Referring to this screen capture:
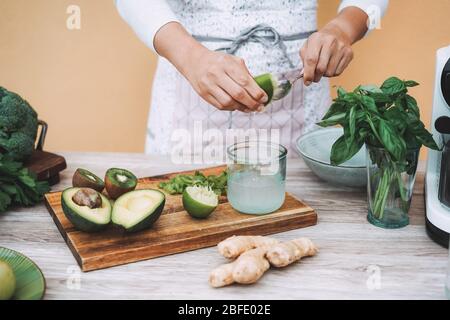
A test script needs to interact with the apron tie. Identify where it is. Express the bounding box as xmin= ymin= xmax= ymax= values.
xmin=193 ymin=24 xmax=316 ymax=69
